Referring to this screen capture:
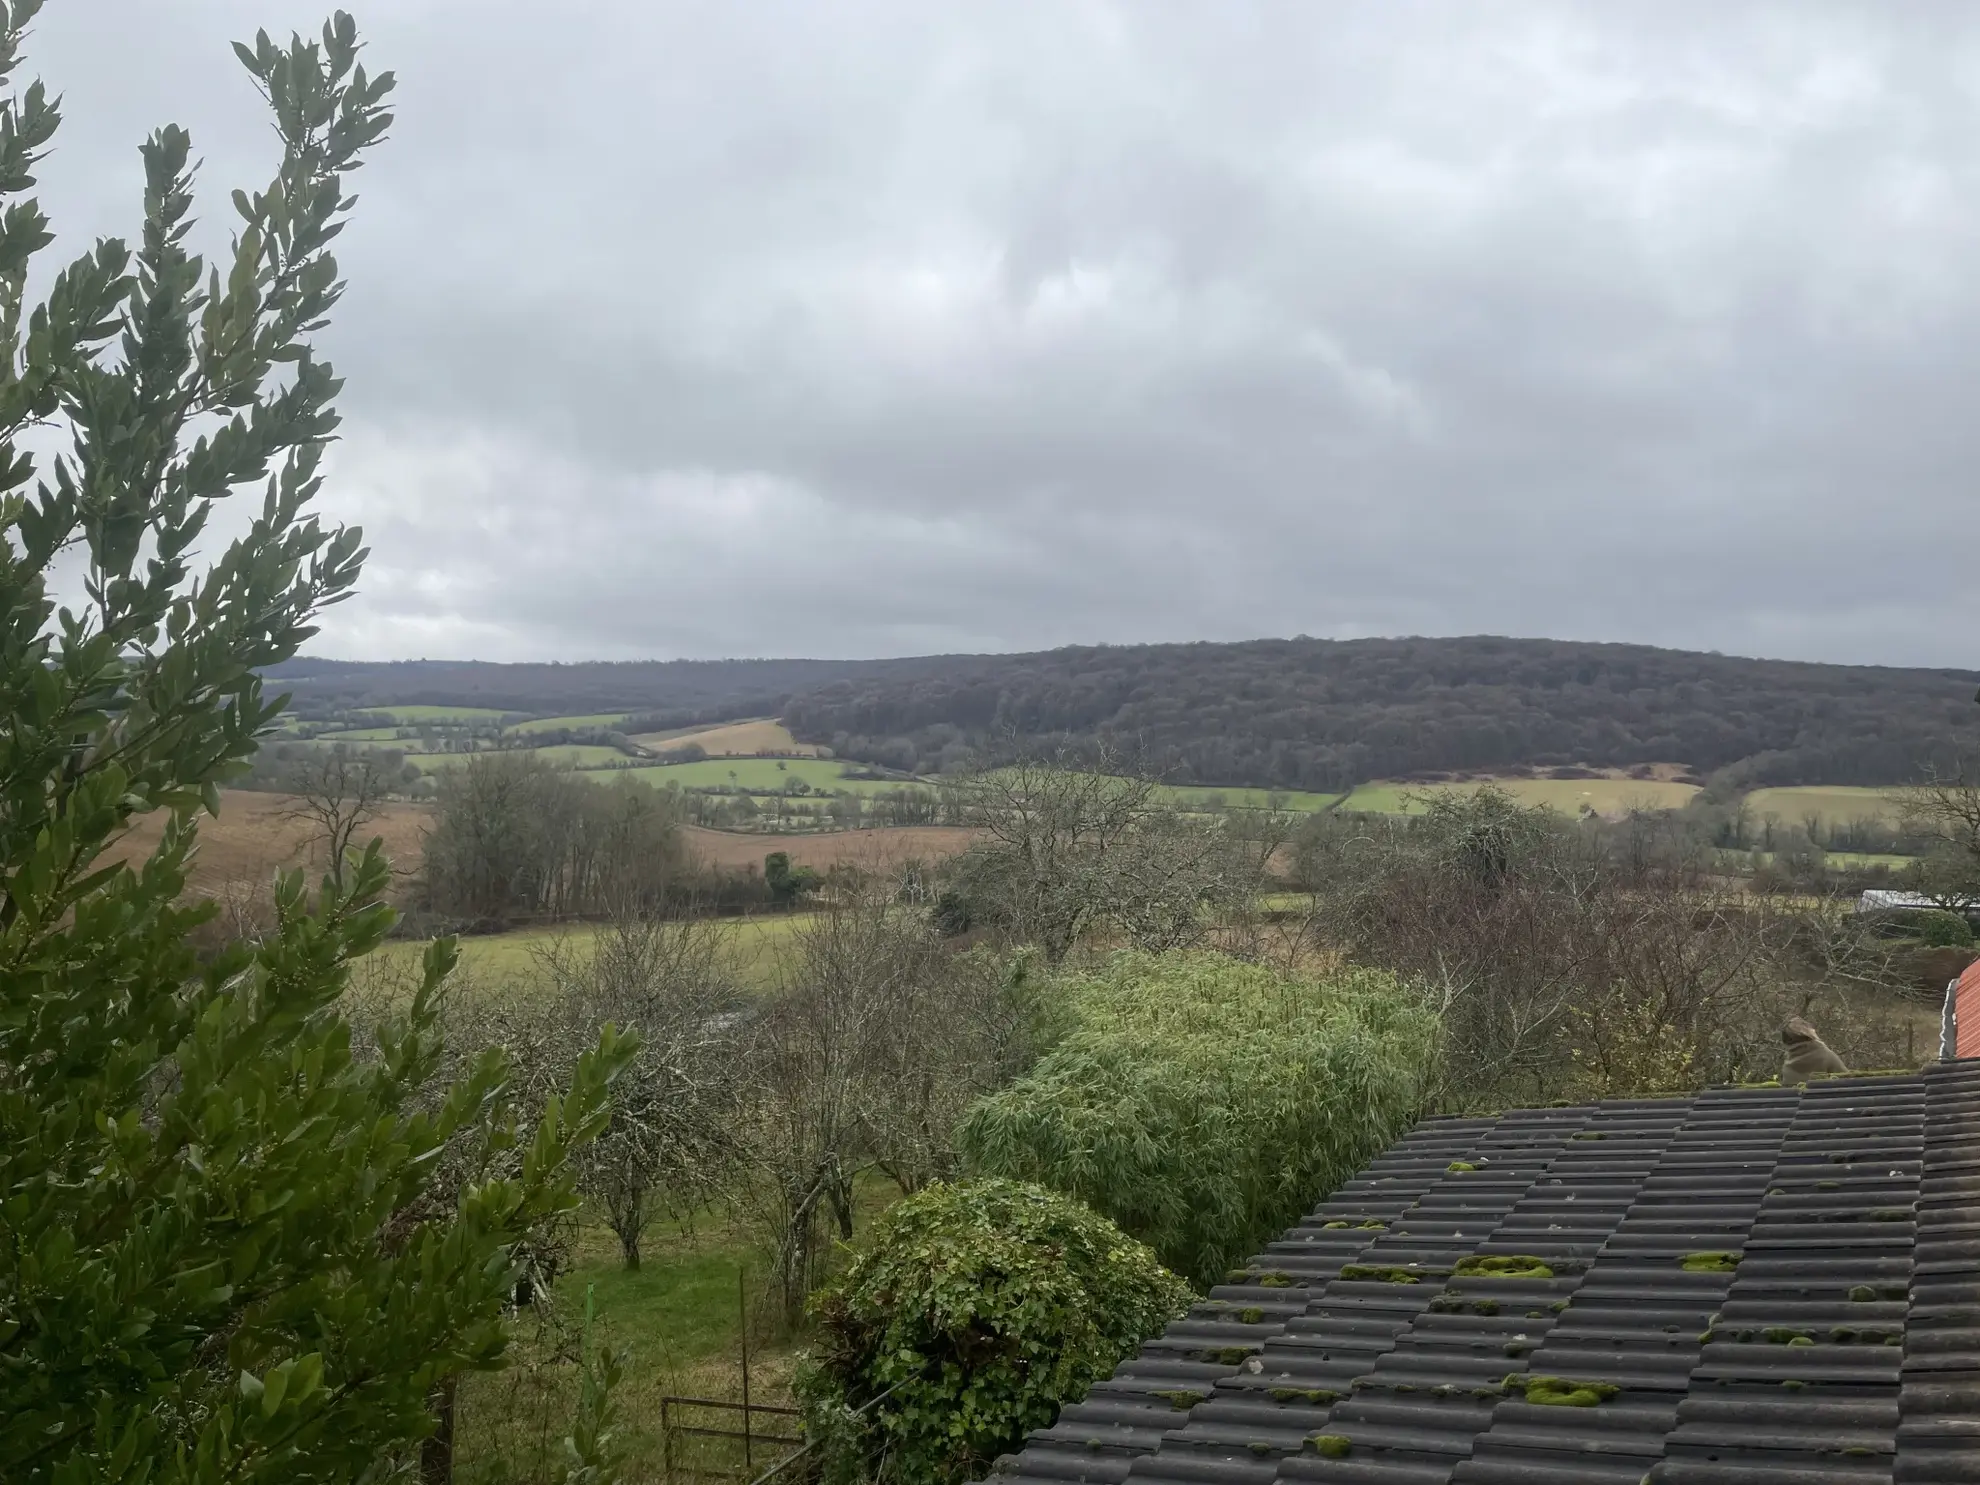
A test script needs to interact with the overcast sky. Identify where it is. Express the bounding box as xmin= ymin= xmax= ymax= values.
xmin=30 ymin=2 xmax=1980 ymax=666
